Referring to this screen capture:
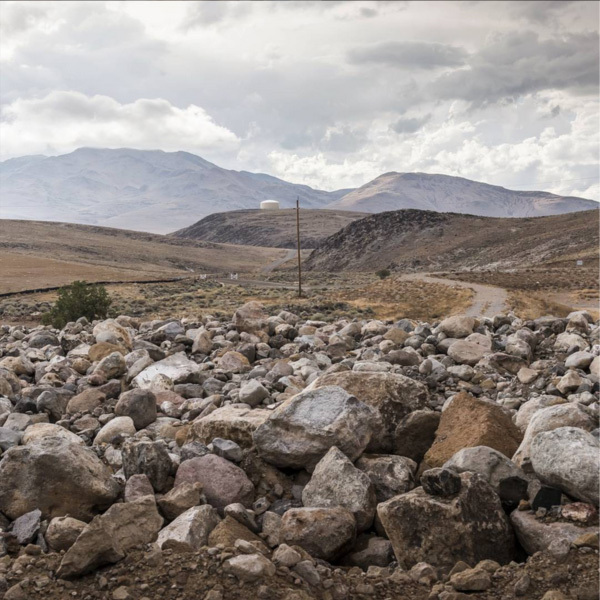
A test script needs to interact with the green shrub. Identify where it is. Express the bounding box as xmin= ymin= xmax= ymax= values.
xmin=42 ymin=280 xmax=111 ymax=328
xmin=375 ymin=268 xmax=391 ymax=279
